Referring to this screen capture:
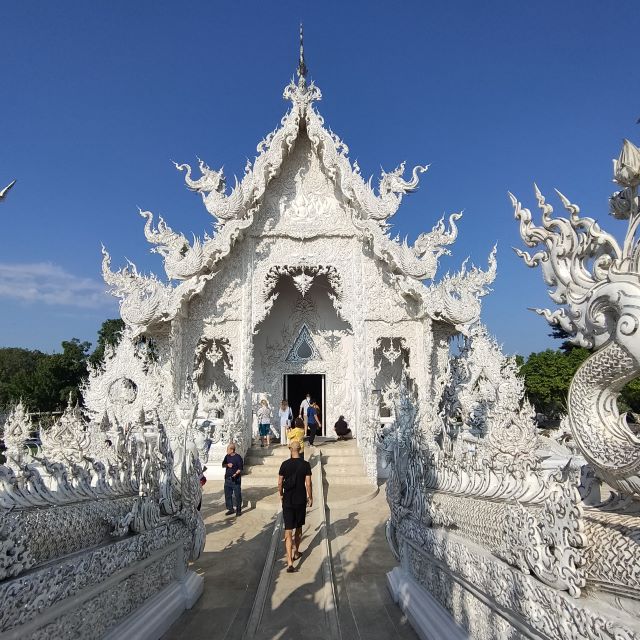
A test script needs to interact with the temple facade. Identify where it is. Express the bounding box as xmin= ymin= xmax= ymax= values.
xmin=3 ymin=35 xmax=640 ymax=640
xmin=99 ymin=45 xmax=496 ymax=478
